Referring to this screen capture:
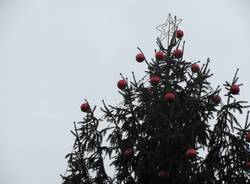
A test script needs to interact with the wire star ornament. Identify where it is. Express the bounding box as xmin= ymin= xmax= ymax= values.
xmin=156 ymin=14 xmax=183 ymax=47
